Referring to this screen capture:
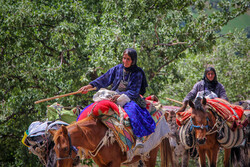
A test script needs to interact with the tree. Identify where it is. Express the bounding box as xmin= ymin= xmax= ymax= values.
xmin=0 ymin=0 xmax=248 ymax=166
xmin=161 ymin=30 xmax=249 ymax=105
